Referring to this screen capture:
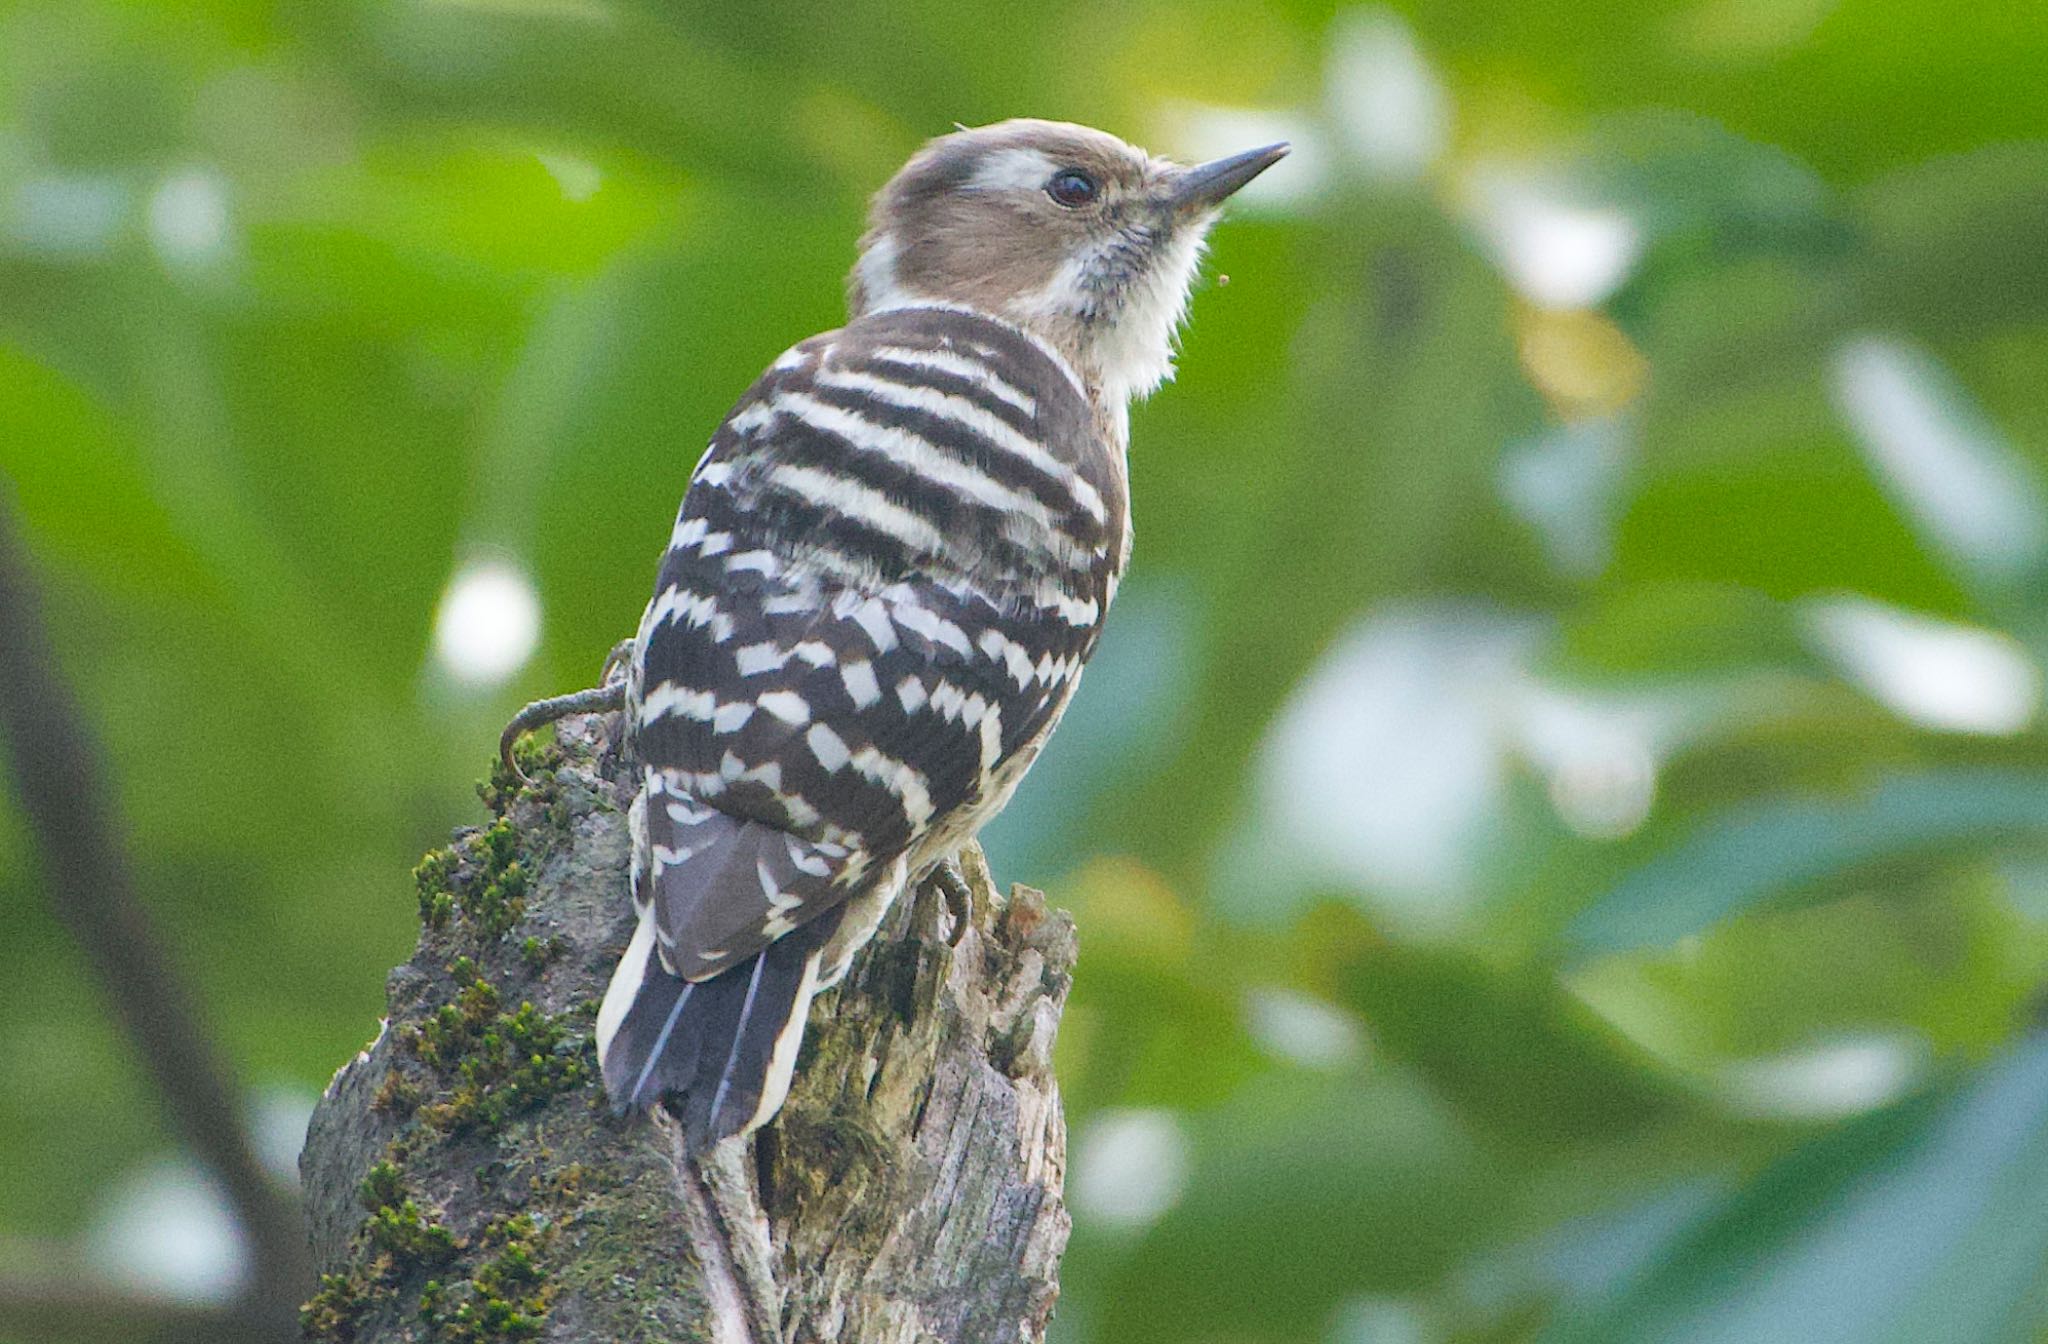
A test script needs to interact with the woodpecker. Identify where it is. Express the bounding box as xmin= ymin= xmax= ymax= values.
xmin=589 ymin=119 xmax=1285 ymax=1151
